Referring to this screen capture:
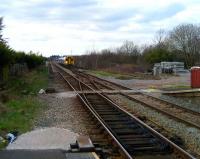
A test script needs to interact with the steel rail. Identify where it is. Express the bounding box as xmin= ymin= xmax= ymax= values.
xmin=53 ymin=63 xmax=133 ymax=159
xmin=82 ymin=71 xmax=131 ymax=90
xmin=141 ymin=92 xmax=200 ymax=116
xmin=52 ymin=62 xmax=196 ymax=159
xmin=72 ymin=71 xmax=115 ymax=90
xmin=121 ymin=93 xmax=200 ymax=130
xmin=75 ymin=71 xmax=199 ymax=115
xmin=74 ymin=69 xmax=200 ymax=130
